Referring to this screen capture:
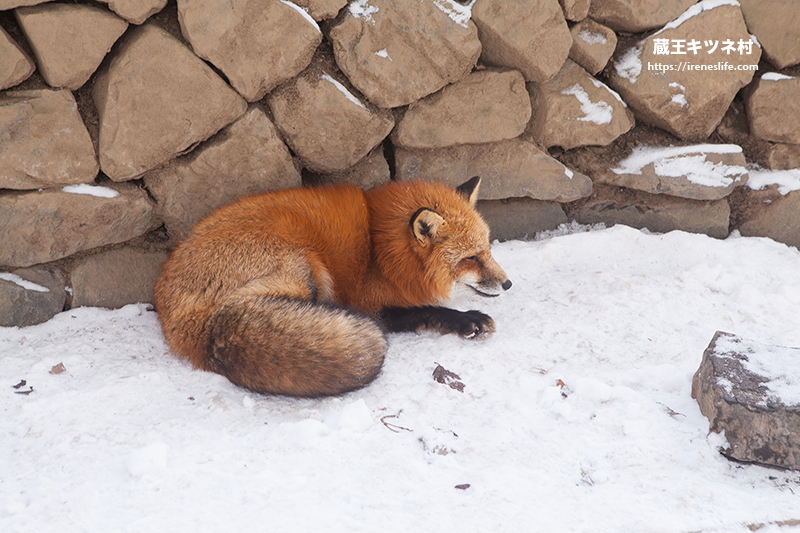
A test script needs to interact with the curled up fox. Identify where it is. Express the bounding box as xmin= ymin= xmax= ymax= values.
xmin=154 ymin=177 xmax=511 ymax=397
